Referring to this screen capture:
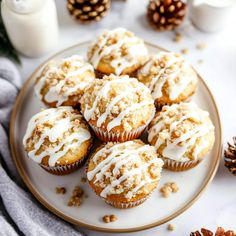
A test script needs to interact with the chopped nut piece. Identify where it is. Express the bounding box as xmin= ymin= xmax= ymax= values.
xmin=110 ymin=214 xmax=118 ymax=222
xmin=103 ymin=215 xmax=110 ymax=223
xmin=55 ymin=187 xmax=66 ymax=194
xmin=102 ymin=214 xmax=118 ymax=223
xmin=67 ymin=185 xmax=84 ymax=207
xmin=173 ymin=32 xmax=183 ymax=43
xmin=167 ymin=223 xmax=175 ymax=231
xmin=160 ymin=182 xmax=179 ymax=197
xmin=81 ymin=177 xmax=87 ymax=183
xmin=67 ymin=196 xmax=81 ymax=207
xmin=170 ymin=182 xmax=179 ymax=193
xmin=196 ymin=43 xmax=207 ymax=50
xmin=72 ymin=186 xmax=84 ymax=197
xmin=180 ymin=48 xmax=189 ymax=55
